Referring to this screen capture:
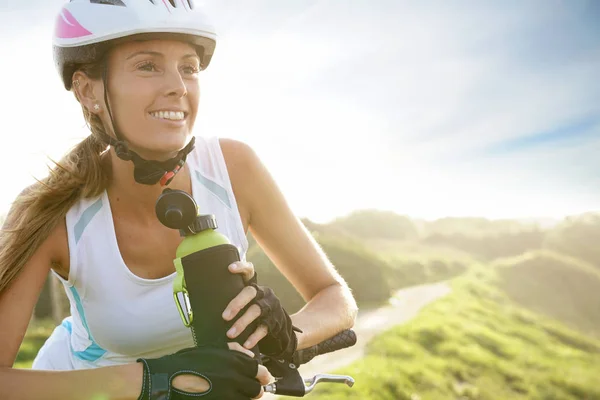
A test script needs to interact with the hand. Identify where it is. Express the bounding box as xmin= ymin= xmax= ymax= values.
xmin=137 ymin=342 xmax=274 ymax=400
xmin=172 ymin=342 xmax=274 ymax=399
xmin=223 ymin=261 xmax=268 ymax=349
xmin=223 ymin=266 xmax=302 ymax=360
